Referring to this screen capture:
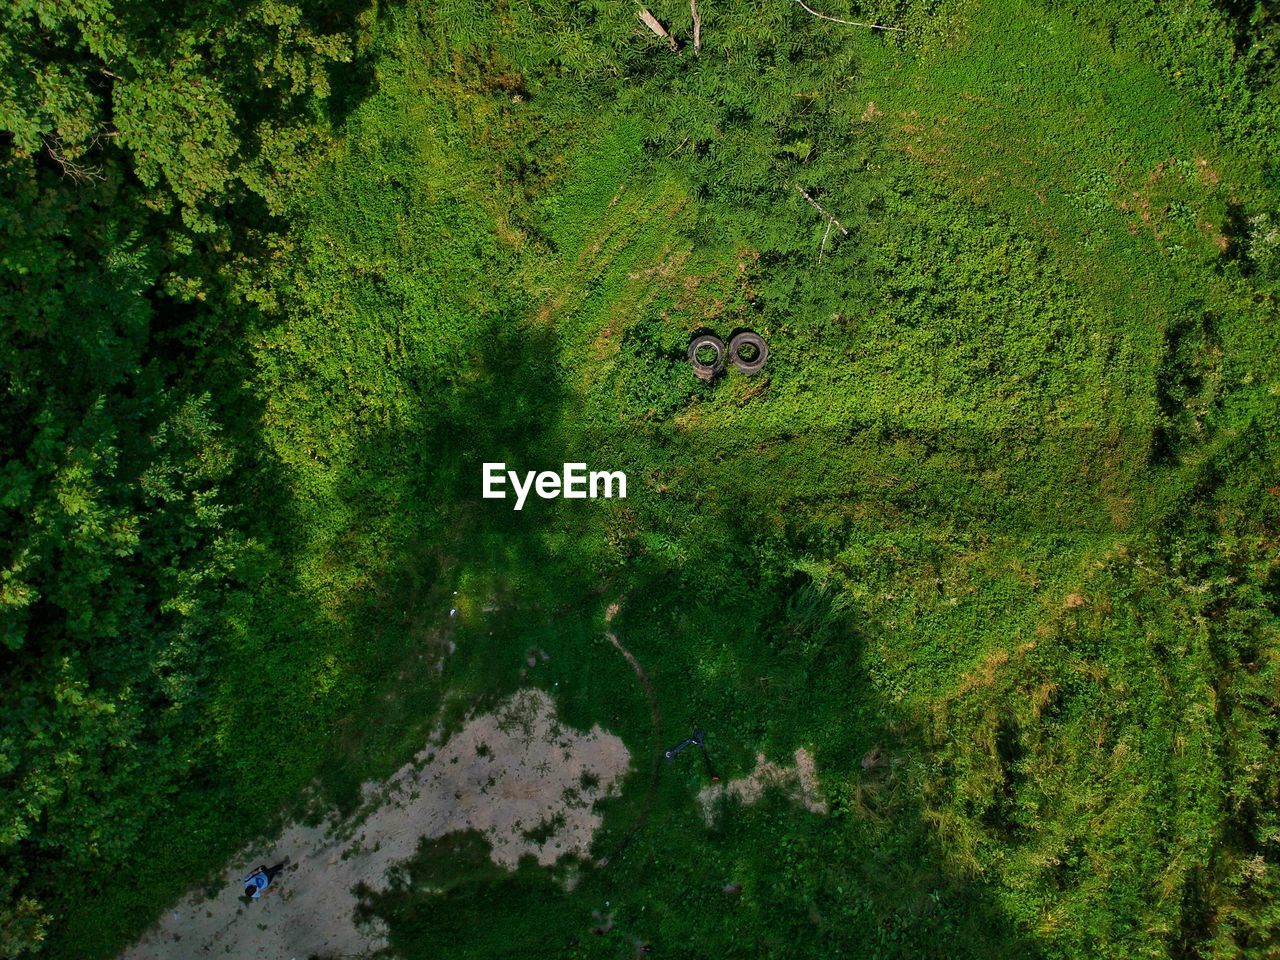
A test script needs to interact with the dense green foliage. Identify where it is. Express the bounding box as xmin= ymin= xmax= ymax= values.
xmin=0 ymin=1 xmax=366 ymax=953
xmin=2 ymin=0 xmax=1279 ymax=958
